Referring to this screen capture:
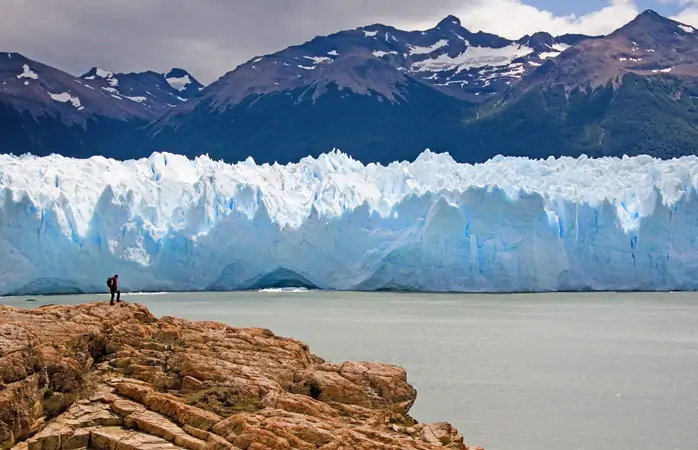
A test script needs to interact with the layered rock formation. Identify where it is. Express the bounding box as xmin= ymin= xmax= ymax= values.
xmin=0 ymin=302 xmax=481 ymax=449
